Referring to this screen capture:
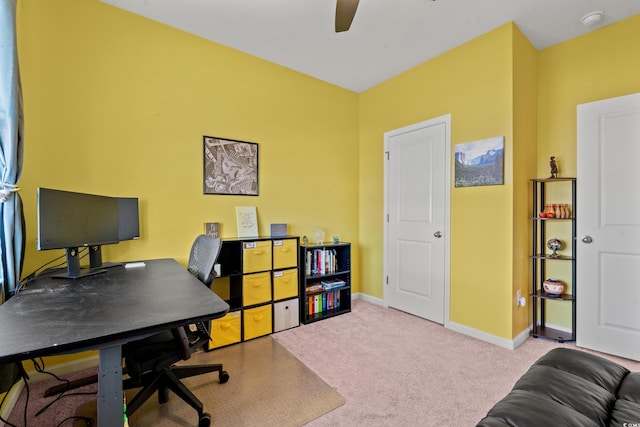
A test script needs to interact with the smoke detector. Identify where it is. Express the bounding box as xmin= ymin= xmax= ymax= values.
xmin=581 ymin=11 xmax=604 ymax=26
